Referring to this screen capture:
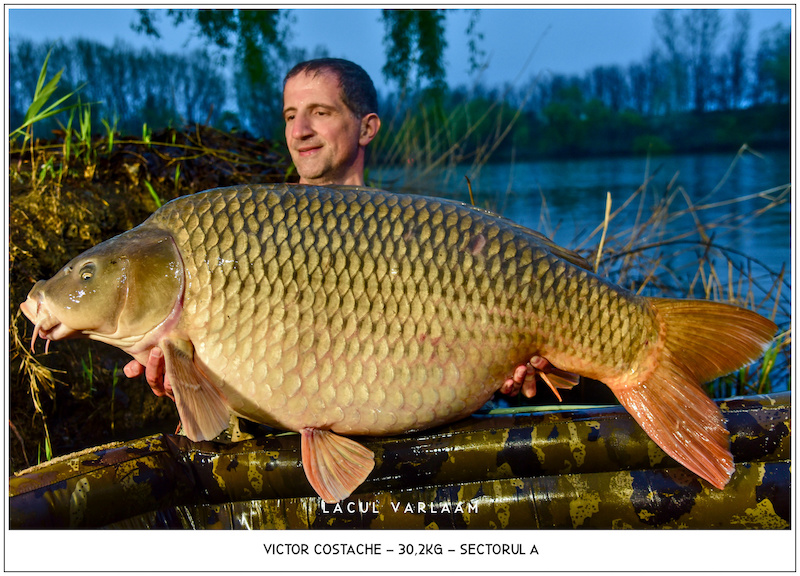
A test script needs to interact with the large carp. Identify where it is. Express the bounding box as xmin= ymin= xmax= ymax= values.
xmin=20 ymin=184 xmax=776 ymax=502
